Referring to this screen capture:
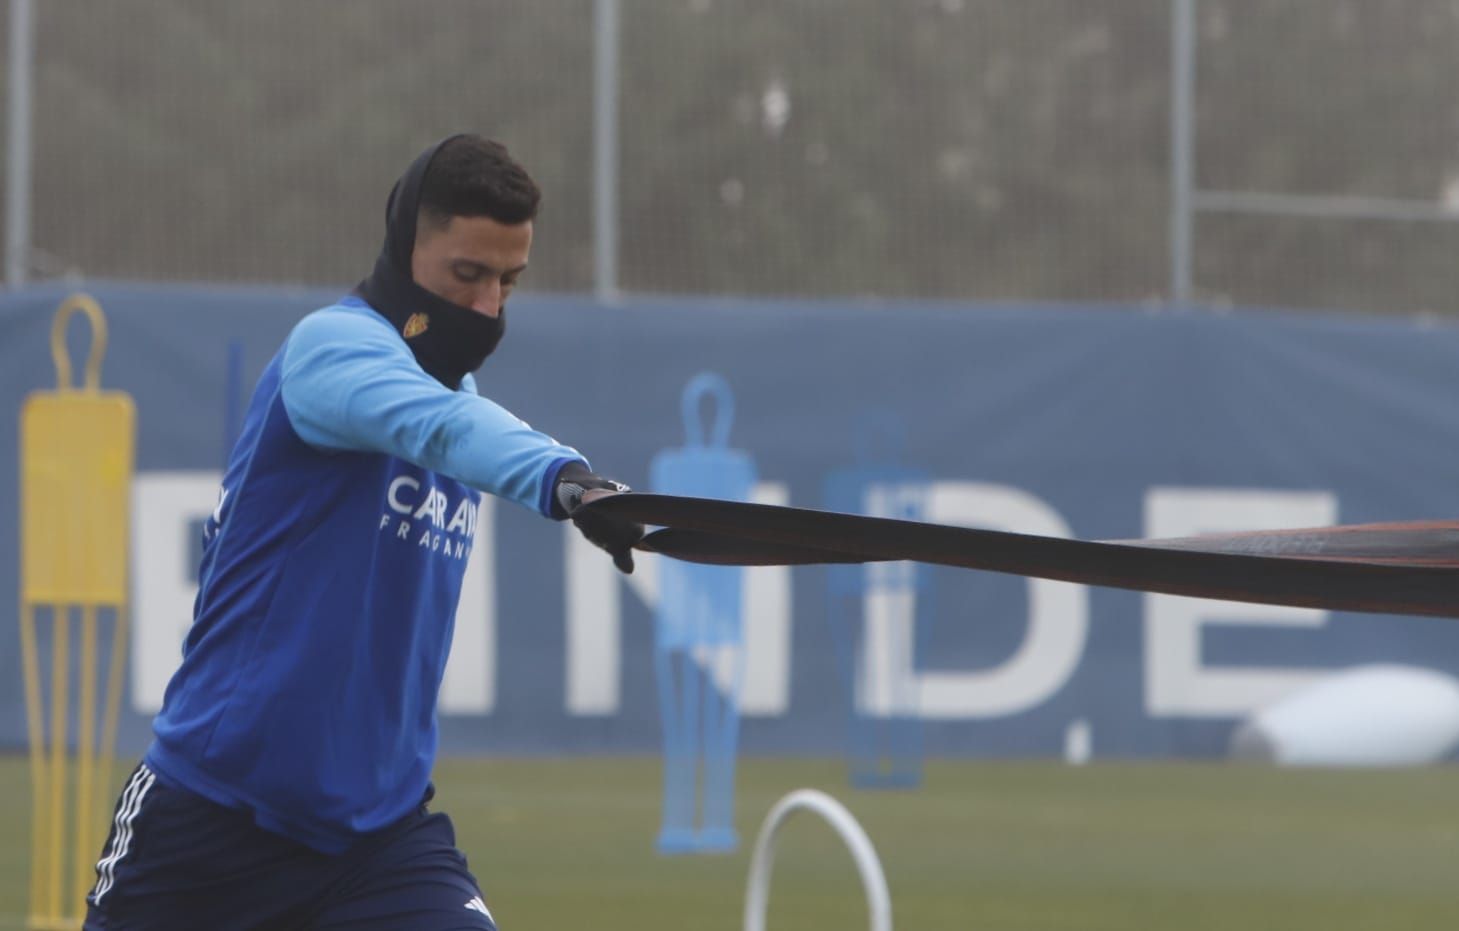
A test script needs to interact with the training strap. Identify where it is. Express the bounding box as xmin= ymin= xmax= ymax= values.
xmin=584 ymin=493 xmax=1459 ymax=619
